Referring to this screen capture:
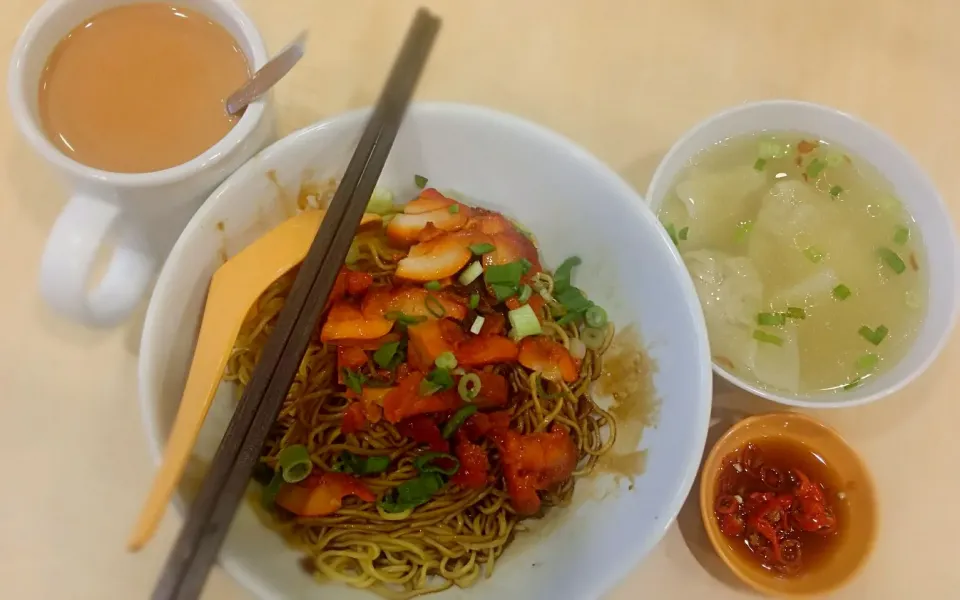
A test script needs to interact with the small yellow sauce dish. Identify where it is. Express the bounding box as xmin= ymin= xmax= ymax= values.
xmin=699 ymin=412 xmax=877 ymax=597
